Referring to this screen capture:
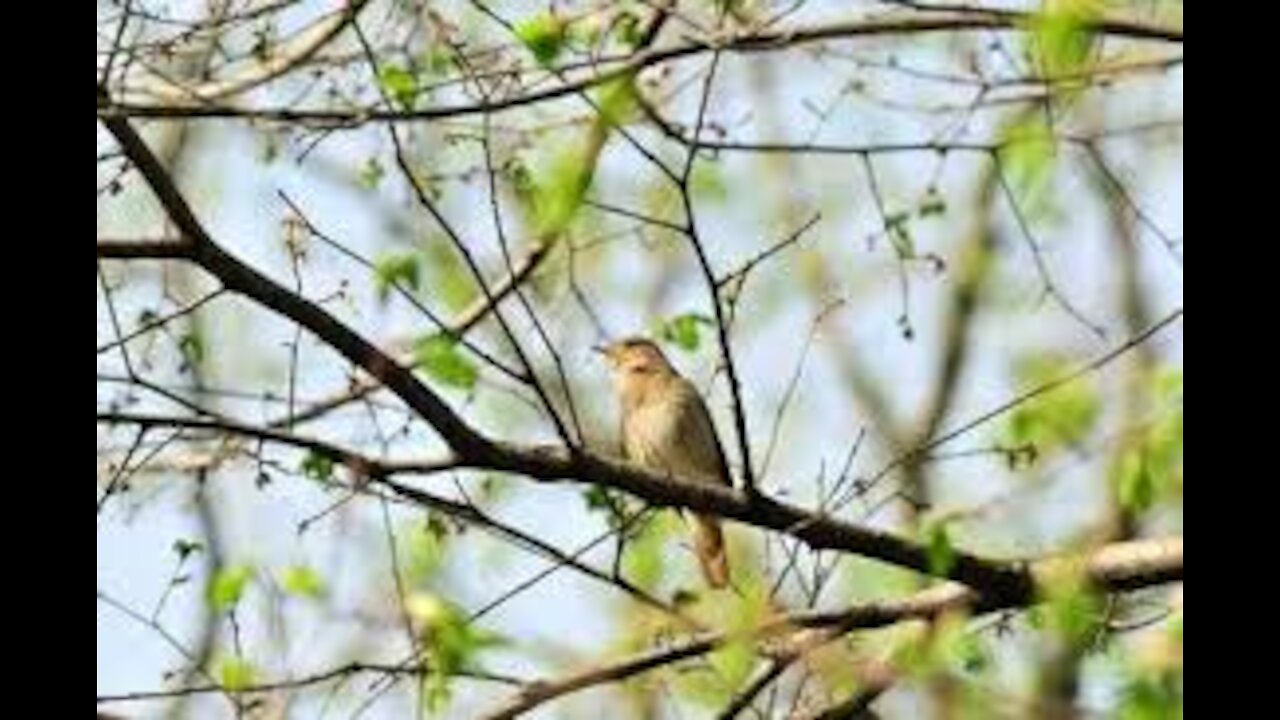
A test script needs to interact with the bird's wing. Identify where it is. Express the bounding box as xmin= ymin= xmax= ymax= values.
xmin=672 ymin=378 xmax=734 ymax=487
